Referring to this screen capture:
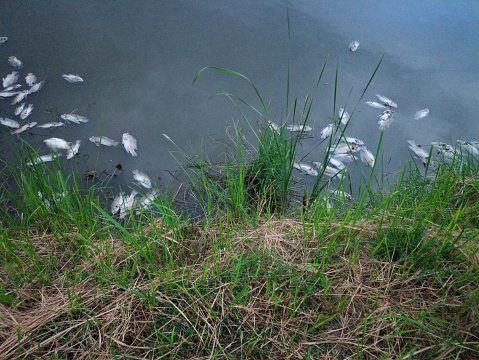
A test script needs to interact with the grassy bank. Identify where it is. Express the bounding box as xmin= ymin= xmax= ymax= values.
xmin=1 ymin=70 xmax=478 ymax=359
